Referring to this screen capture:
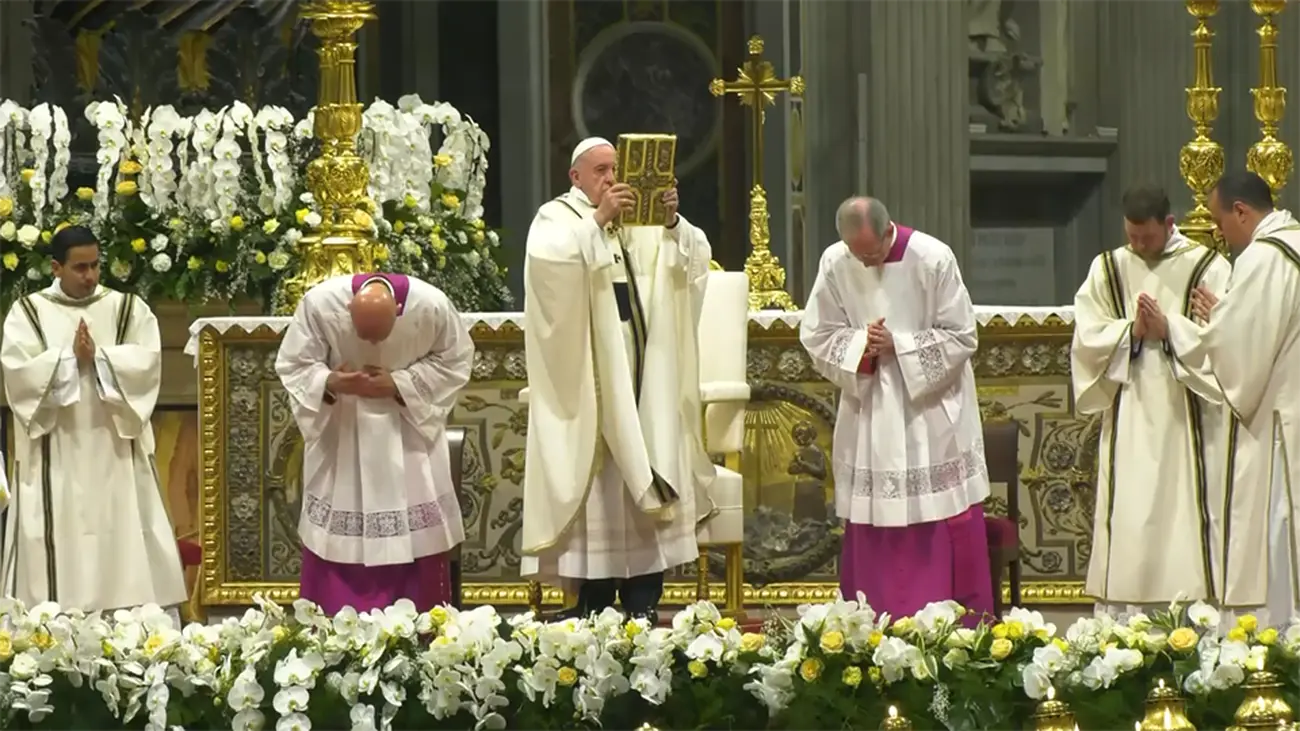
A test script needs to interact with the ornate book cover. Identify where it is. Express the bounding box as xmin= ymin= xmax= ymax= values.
xmin=615 ymin=133 xmax=678 ymax=227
